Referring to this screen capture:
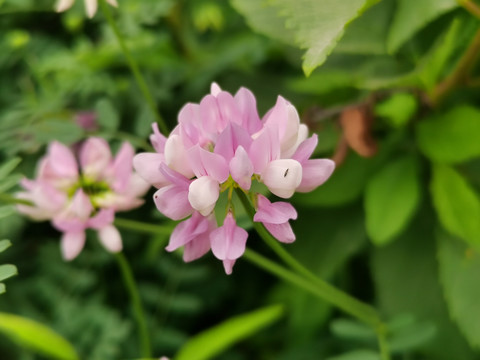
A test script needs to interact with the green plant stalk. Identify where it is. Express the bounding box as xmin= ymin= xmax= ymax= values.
xmin=114 ymin=218 xmax=175 ymax=235
xmin=430 ymin=26 xmax=480 ymax=105
xmin=115 ymin=252 xmax=151 ymax=358
xmin=459 ymin=0 xmax=480 ymax=19
xmin=236 ymin=189 xmax=390 ymax=359
xmin=99 ymin=0 xmax=169 ymax=134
